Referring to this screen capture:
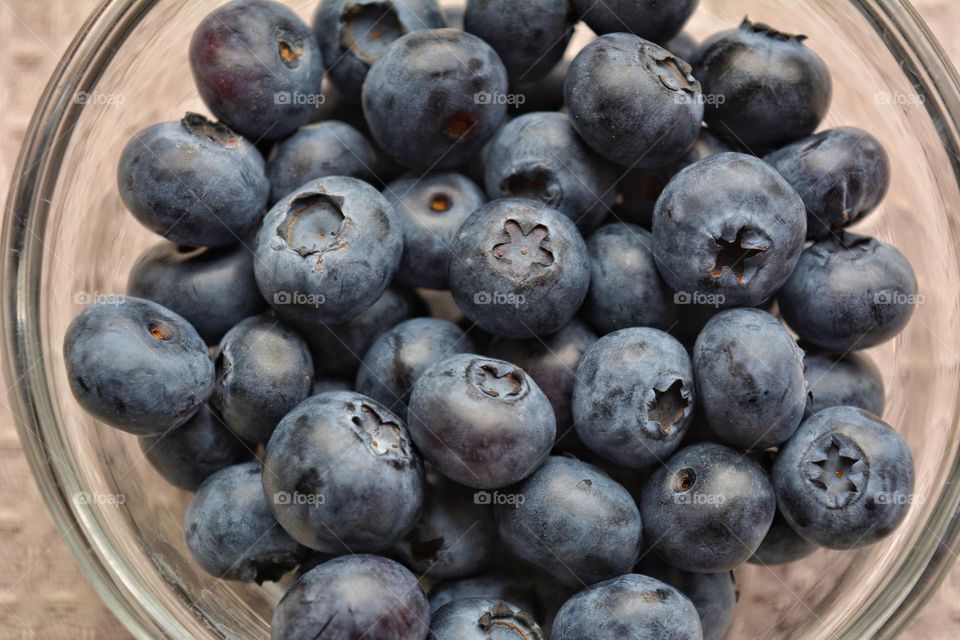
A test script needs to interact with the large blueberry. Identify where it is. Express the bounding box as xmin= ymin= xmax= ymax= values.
xmin=804 ymin=349 xmax=885 ymax=418
xmin=573 ymin=328 xmax=694 ymax=469
xmin=693 ymin=308 xmax=807 ymax=449
xmin=117 ymin=113 xmax=269 ymax=247
xmin=573 ymin=0 xmax=698 ymax=43
xmin=407 ymin=354 xmax=555 ymax=489
xmin=362 ymin=29 xmax=508 ymax=170
xmin=448 ymin=198 xmax=590 ymax=338
xmin=262 ymin=391 xmax=425 ymax=552
xmin=190 ymin=0 xmax=324 ymax=140
xmin=565 ymin=34 xmax=703 ymax=168
xmin=779 ymin=234 xmax=918 ymax=352
xmin=63 ymin=298 xmax=214 ymax=436
xmin=484 ymin=112 xmax=617 ymax=232
xmin=773 ymin=406 xmax=914 ymax=549
xmin=184 ymin=462 xmax=302 ymax=583
xmin=653 ymin=153 xmax=807 ymax=307
xmin=254 ymin=176 xmax=404 ymax=325
xmin=430 ymin=598 xmax=545 ymax=639
xmin=497 ymin=456 xmax=642 ymax=586
xmin=638 ymin=557 xmax=736 ymax=640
